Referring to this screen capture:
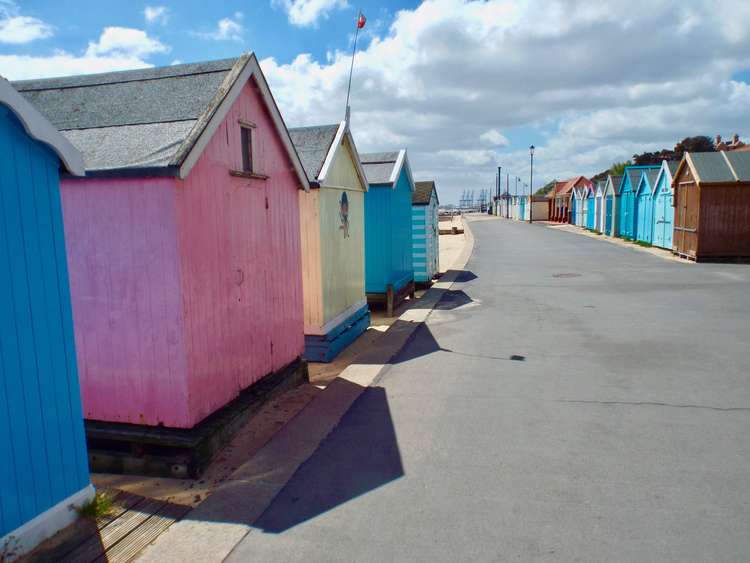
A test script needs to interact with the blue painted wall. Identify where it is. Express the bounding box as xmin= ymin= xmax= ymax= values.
xmin=365 ymin=166 xmax=414 ymax=293
xmin=412 ymin=193 xmax=438 ymax=282
xmin=586 ymin=192 xmax=596 ymax=229
xmin=635 ymin=179 xmax=654 ymax=244
xmin=618 ymin=166 xmax=659 ymax=239
xmin=605 ymin=195 xmax=613 ymax=235
xmin=652 ymin=172 xmax=675 ymax=250
xmin=0 ymin=107 xmax=89 ymax=537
